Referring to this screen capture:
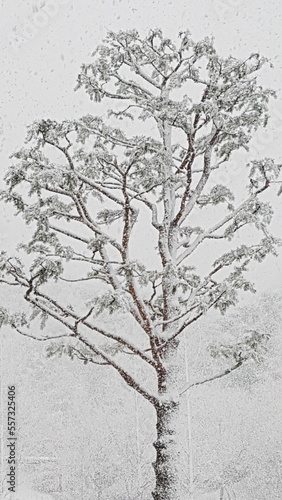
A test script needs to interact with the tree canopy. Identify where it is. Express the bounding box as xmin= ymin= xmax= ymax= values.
xmin=0 ymin=28 xmax=281 ymax=500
